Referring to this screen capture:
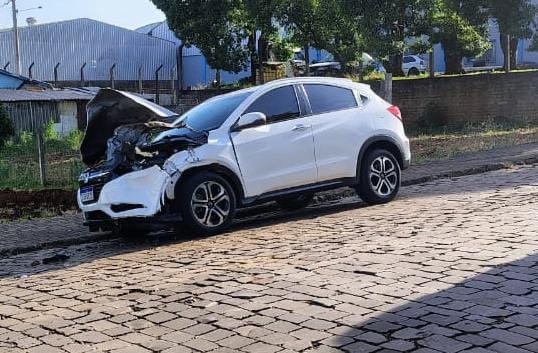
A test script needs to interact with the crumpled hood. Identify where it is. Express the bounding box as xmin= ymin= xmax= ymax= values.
xmin=80 ymin=89 xmax=178 ymax=166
